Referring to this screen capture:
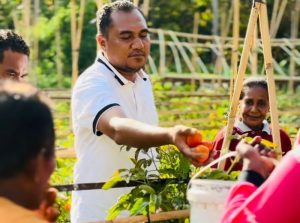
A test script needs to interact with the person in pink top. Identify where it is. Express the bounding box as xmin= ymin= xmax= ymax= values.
xmin=220 ymin=129 xmax=300 ymax=223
